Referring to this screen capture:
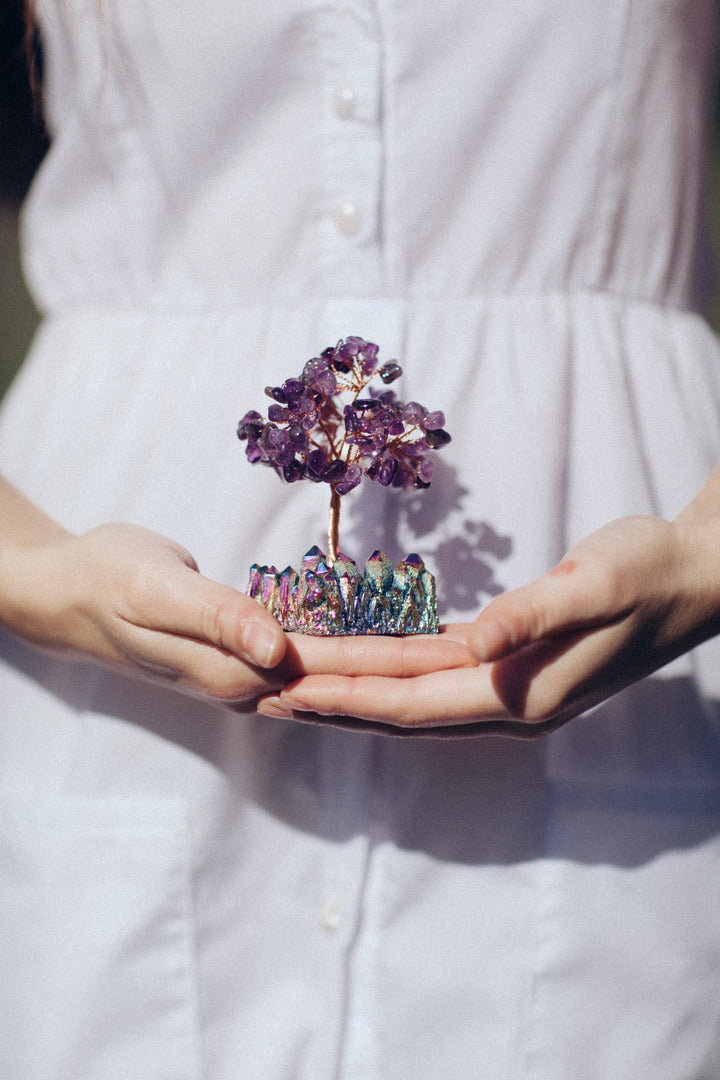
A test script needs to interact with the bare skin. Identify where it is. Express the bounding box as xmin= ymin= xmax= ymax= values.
xmin=262 ymin=466 xmax=720 ymax=737
xmin=5 ymin=468 xmax=720 ymax=735
xmin=0 ymin=477 xmax=472 ymax=710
